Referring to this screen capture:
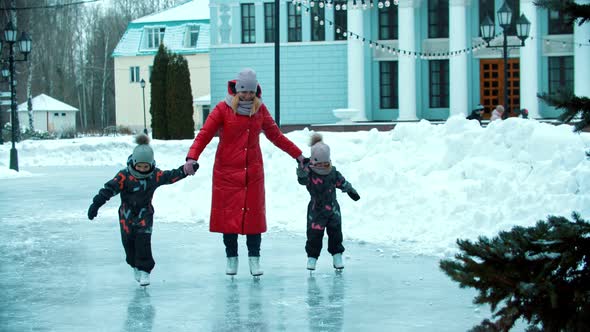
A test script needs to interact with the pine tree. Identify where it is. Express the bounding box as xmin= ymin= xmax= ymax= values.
xmin=536 ymin=0 xmax=590 ymax=132
xmin=165 ymin=53 xmax=195 ymax=139
xmin=440 ymin=213 xmax=590 ymax=331
xmin=150 ymin=44 xmax=169 ymax=140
